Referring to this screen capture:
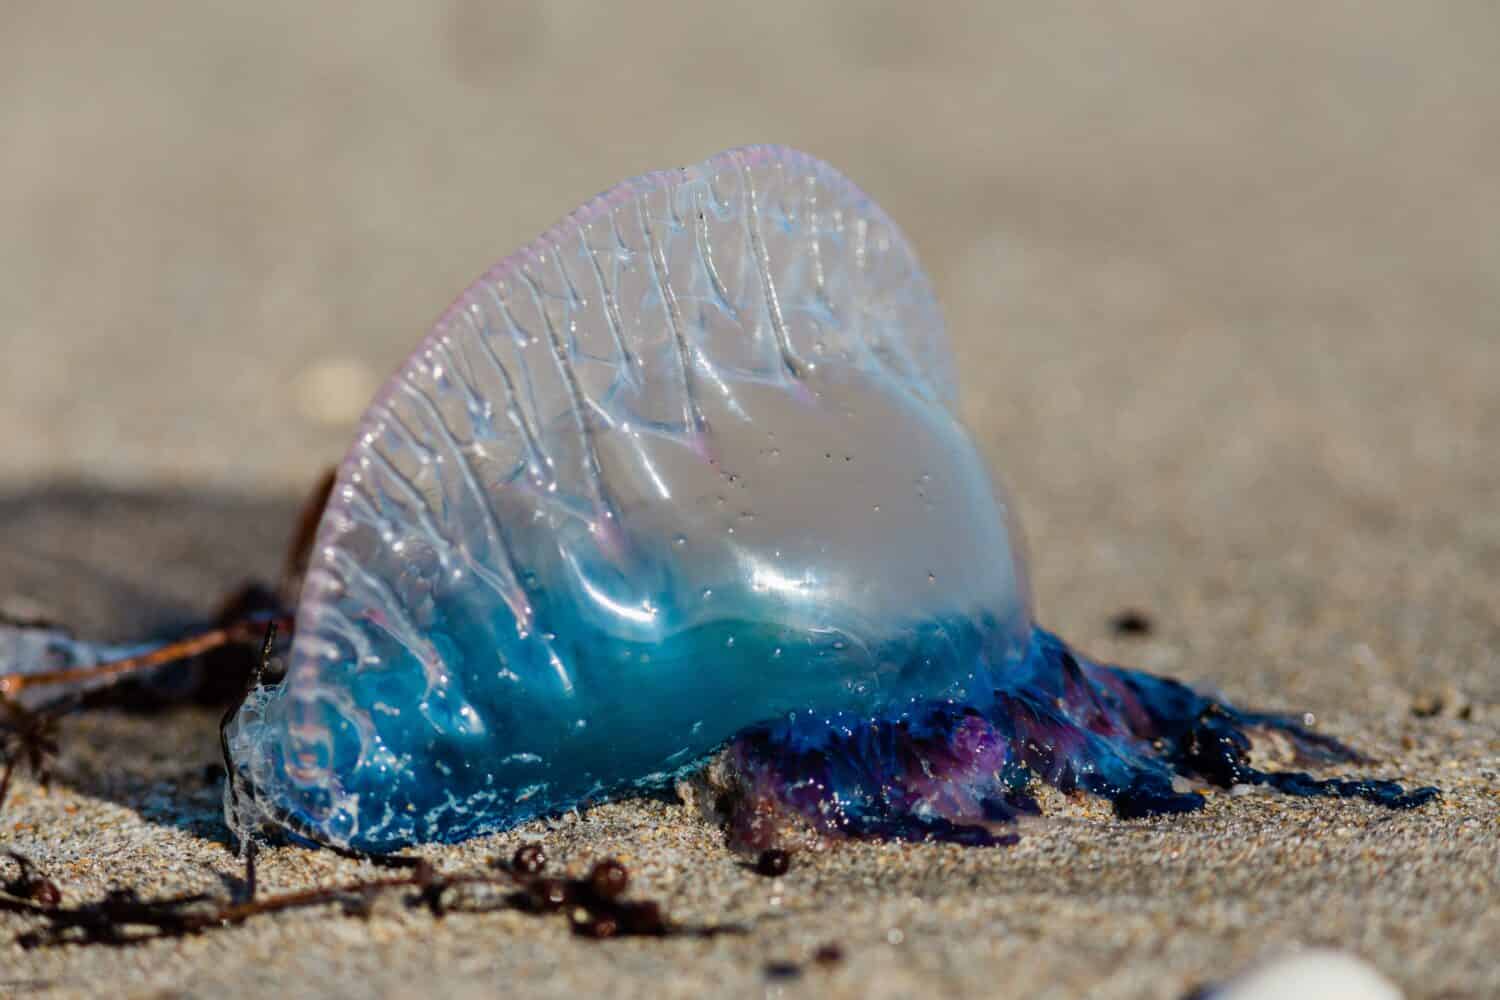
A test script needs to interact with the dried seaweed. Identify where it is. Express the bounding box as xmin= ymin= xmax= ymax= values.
xmin=0 ymin=845 xmax=736 ymax=948
xmin=0 ymin=698 xmax=62 ymax=814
